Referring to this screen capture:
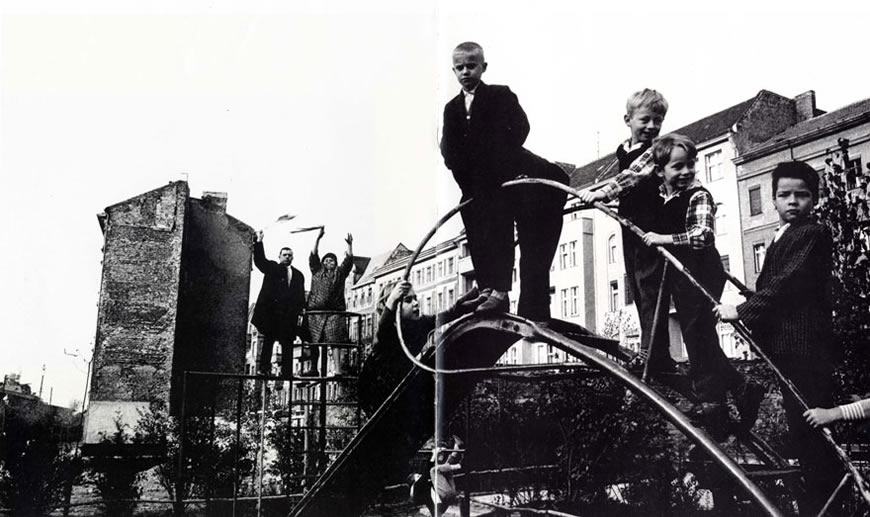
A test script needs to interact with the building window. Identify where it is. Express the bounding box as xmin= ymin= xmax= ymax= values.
xmin=415 ymin=270 xmax=422 ymax=285
xmin=437 ymin=292 xmax=443 ymax=311
xmin=570 ymin=286 xmax=579 ymax=316
xmin=560 ymin=288 xmax=569 ymax=317
xmin=846 ymin=155 xmax=863 ymax=190
xmin=510 ymin=299 xmax=517 ymax=313
xmin=447 ymin=288 xmax=454 ymax=306
xmin=460 ymin=243 xmax=469 ymax=258
xmin=749 ymin=186 xmax=762 ymax=216
xmin=609 ymin=281 xmax=619 ymax=312
xmin=705 ymin=150 xmax=723 ymax=182
xmin=569 ymin=240 xmax=577 ymax=267
xmin=509 ymin=345 xmax=518 ymax=365
xmin=512 ymin=267 xmax=518 ymax=283
xmin=426 ymin=266 xmax=432 ymax=283
xmin=721 ymin=255 xmax=730 ymax=272
xmin=559 ymin=244 xmax=568 ymax=270
xmin=624 ymin=273 xmax=634 ymax=305
xmin=447 ymin=257 xmax=454 ymax=275
xmin=536 ymin=343 xmax=548 ymax=364
xmin=715 ymin=203 xmax=726 ymax=235
xmin=437 ymin=261 xmax=444 ymax=278
xmin=570 ymin=201 xmax=582 ymax=220
xmin=366 ymin=287 xmax=372 ymax=305
xmin=753 ymin=243 xmax=766 ymax=273
xmin=607 ymin=234 xmax=618 ymax=264
xmin=425 ymin=296 xmax=432 ymax=314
